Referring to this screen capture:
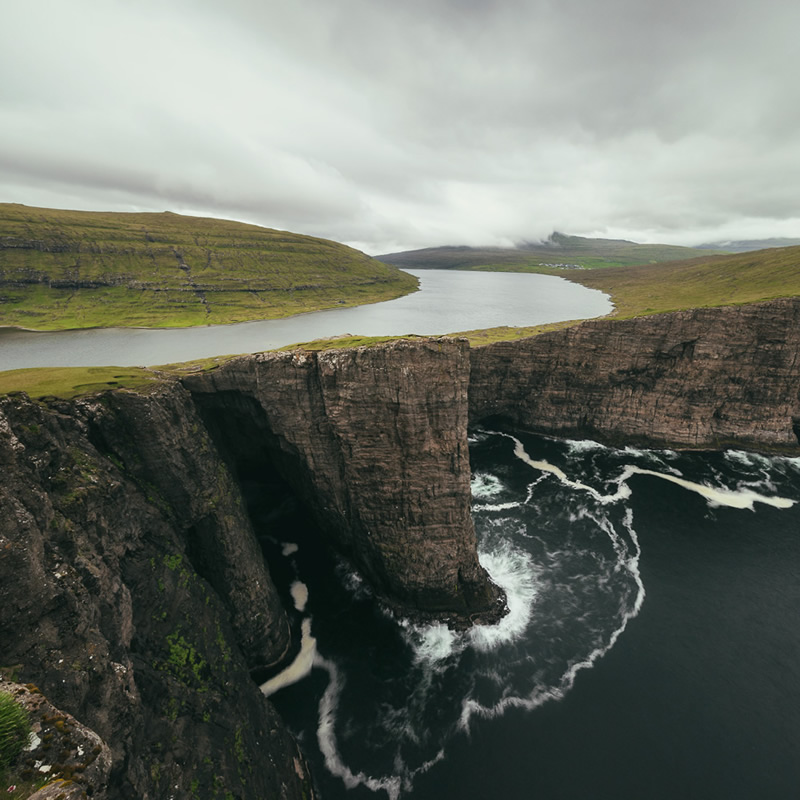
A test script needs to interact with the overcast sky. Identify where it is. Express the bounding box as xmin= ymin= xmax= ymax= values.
xmin=2 ymin=0 xmax=799 ymax=254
